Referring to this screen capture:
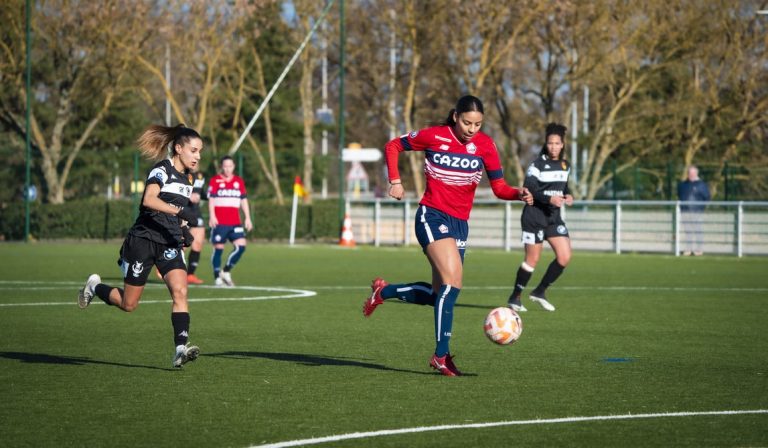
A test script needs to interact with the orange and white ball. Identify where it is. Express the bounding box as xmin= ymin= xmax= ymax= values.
xmin=483 ymin=307 xmax=523 ymax=345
